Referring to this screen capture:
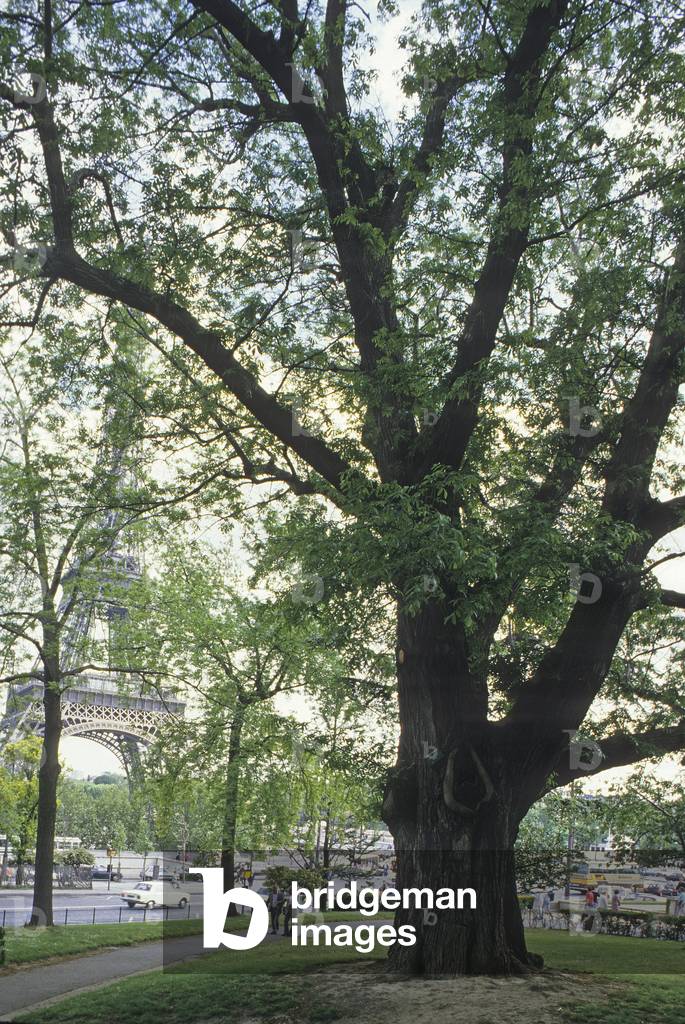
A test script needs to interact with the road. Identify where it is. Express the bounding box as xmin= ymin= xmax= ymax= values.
xmin=0 ymin=880 xmax=206 ymax=927
xmin=0 ymin=872 xmax=395 ymax=927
